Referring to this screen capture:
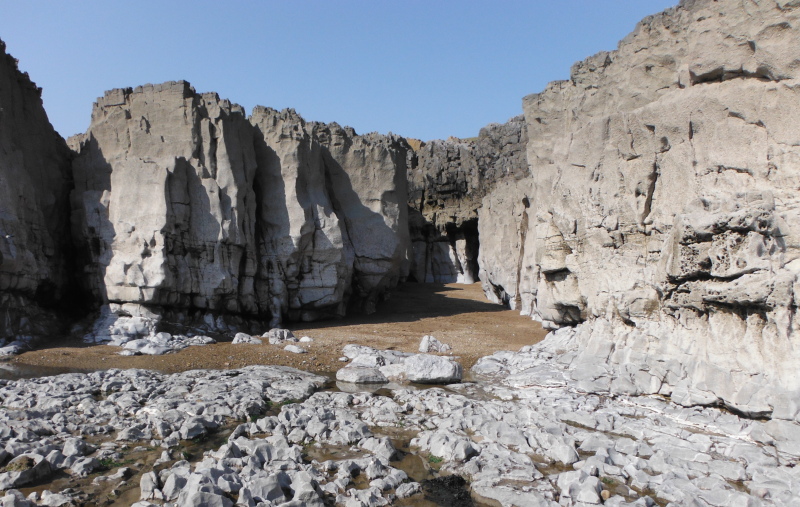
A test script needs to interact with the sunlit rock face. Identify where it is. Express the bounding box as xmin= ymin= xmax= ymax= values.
xmin=407 ymin=117 xmax=528 ymax=284
xmin=0 ymin=39 xmax=73 ymax=342
xmin=70 ymin=82 xmax=410 ymax=331
xmin=479 ymin=0 xmax=800 ymax=417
